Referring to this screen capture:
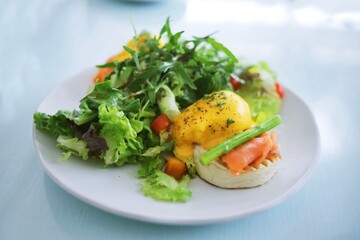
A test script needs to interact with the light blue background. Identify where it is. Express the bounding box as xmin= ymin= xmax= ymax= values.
xmin=1 ymin=0 xmax=360 ymax=239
